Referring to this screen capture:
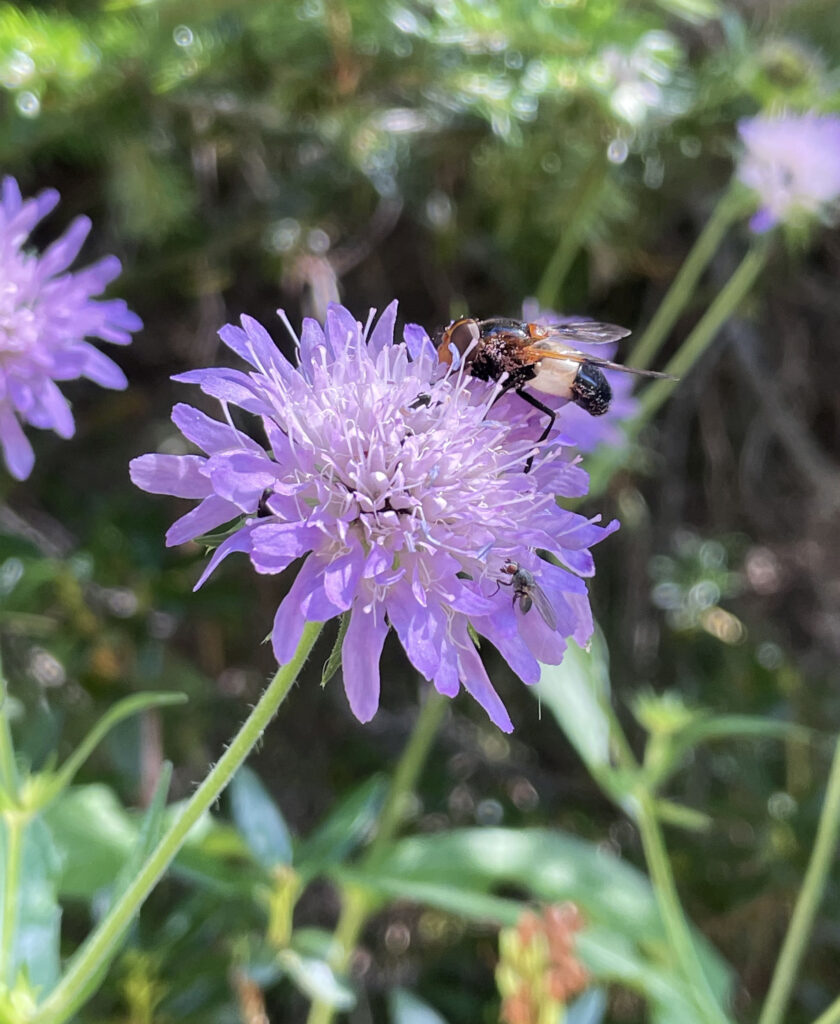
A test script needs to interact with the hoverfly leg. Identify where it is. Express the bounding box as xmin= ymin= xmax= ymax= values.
xmin=514 ymin=388 xmax=556 ymax=473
